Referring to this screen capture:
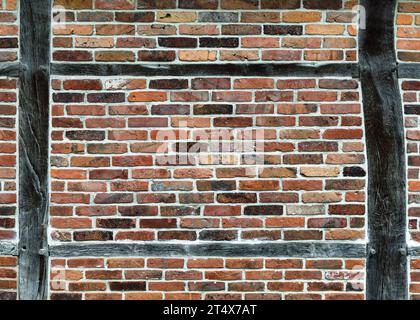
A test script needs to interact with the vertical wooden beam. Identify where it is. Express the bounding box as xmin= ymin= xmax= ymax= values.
xmin=360 ymin=0 xmax=408 ymax=300
xmin=18 ymin=0 xmax=51 ymax=300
